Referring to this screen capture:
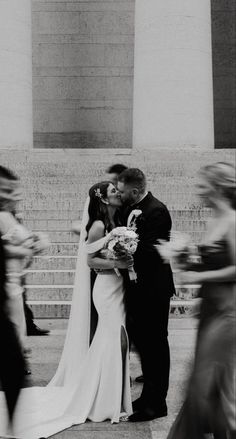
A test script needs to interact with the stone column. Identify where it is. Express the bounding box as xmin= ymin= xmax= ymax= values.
xmin=0 ymin=0 xmax=33 ymax=149
xmin=133 ymin=0 xmax=214 ymax=149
